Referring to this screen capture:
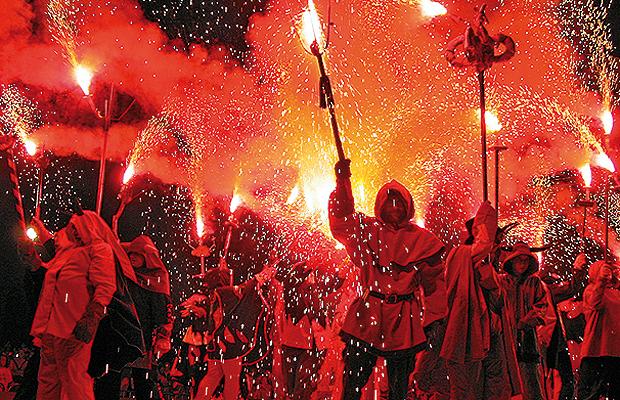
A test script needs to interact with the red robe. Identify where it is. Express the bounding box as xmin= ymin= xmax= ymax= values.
xmin=329 ymin=178 xmax=444 ymax=352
